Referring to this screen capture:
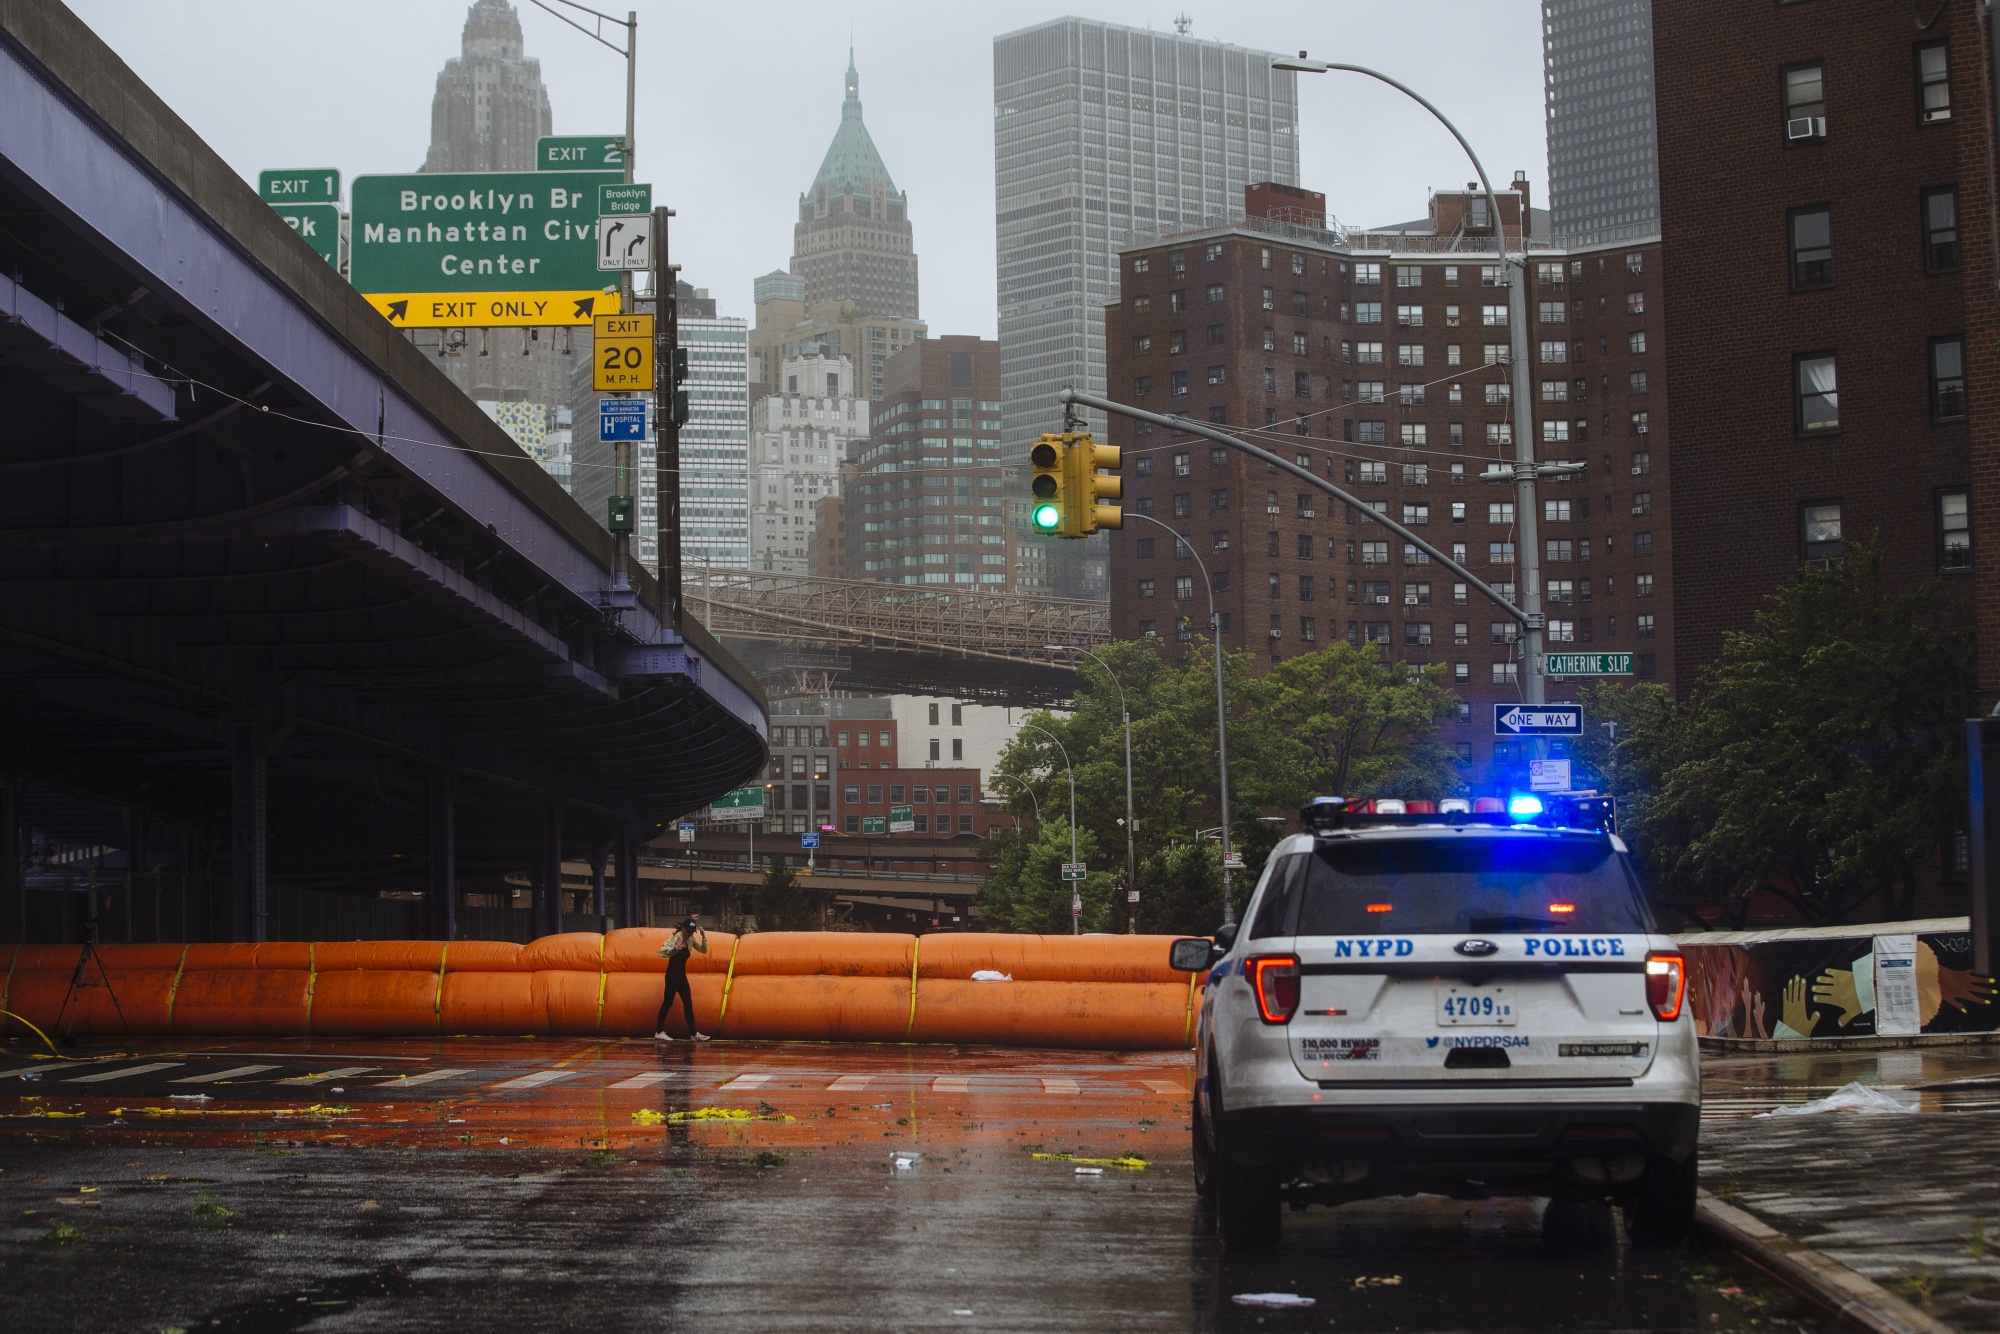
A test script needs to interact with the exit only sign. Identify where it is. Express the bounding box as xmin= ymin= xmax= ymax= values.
xmin=1544 ymin=652 xmax=1635 ymax=676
